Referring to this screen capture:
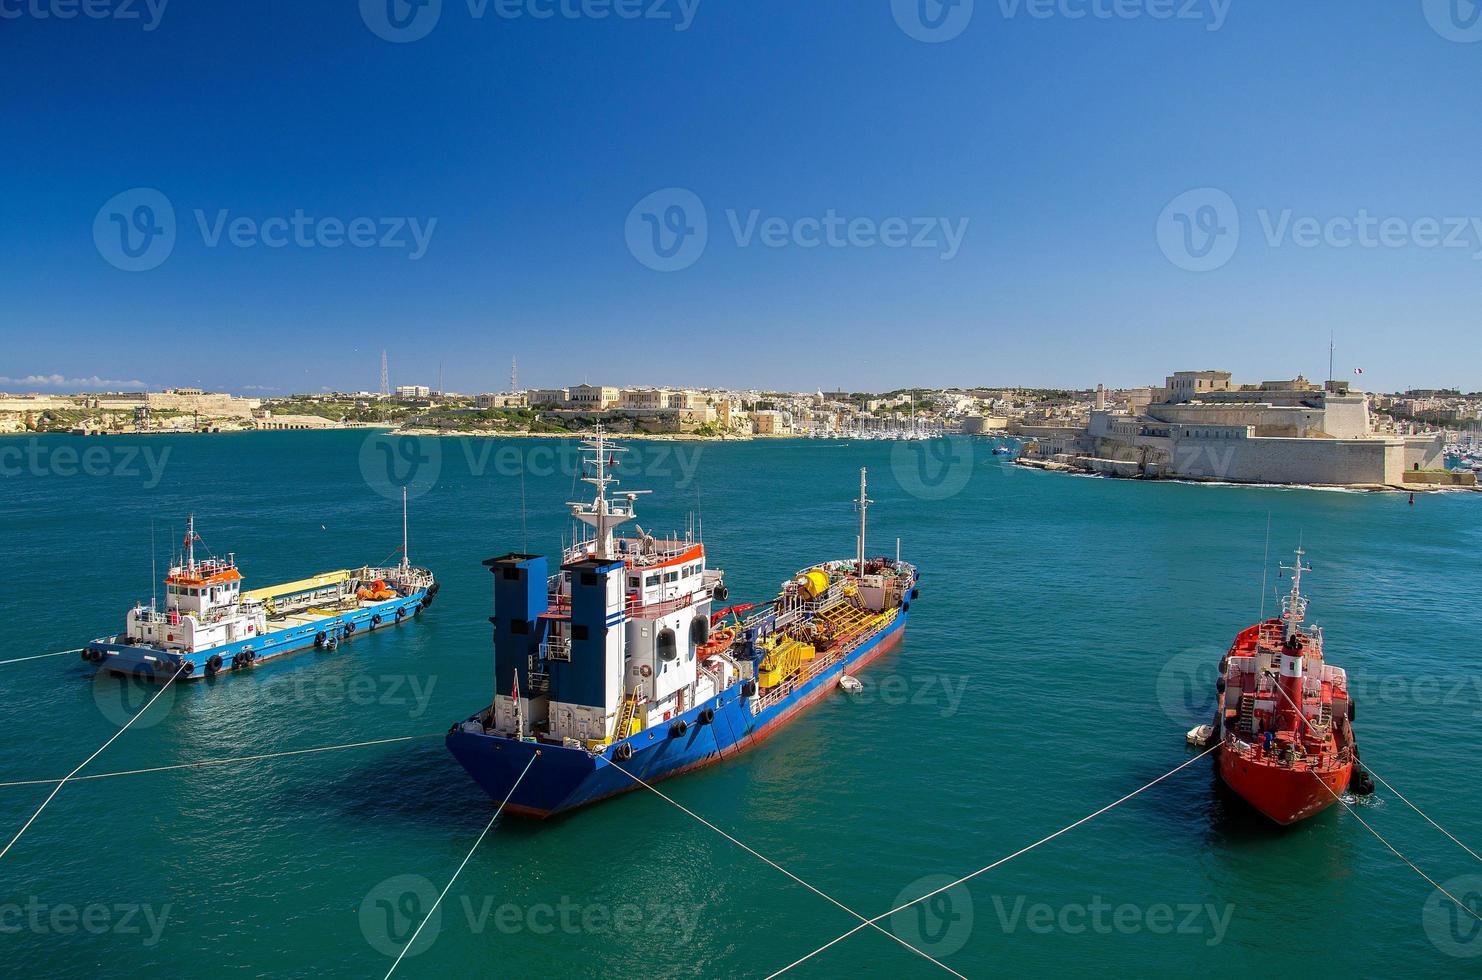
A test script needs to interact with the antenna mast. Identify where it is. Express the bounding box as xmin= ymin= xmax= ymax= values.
xmin=855 ymin=467 xmax=871 ymax=571
xmin=401 ymin=486 xmax=410 ymax=574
